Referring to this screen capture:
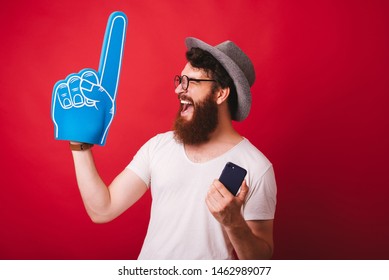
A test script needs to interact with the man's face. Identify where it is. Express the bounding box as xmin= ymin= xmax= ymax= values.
xmin=173 ymin=63 xmax=219 ymax=145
